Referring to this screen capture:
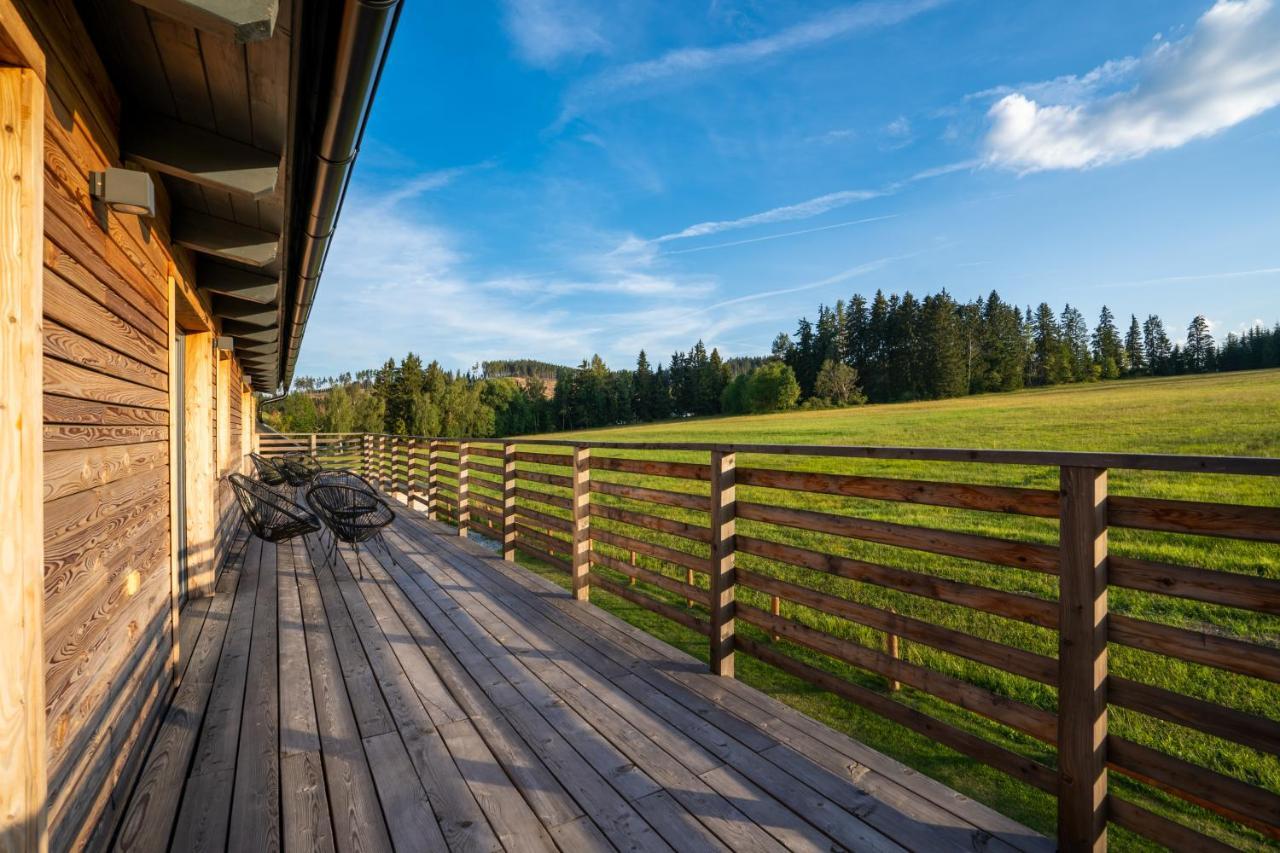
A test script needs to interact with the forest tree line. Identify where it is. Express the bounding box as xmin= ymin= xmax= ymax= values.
xmin=262 ymin=288 xmax=1280 ymax=436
